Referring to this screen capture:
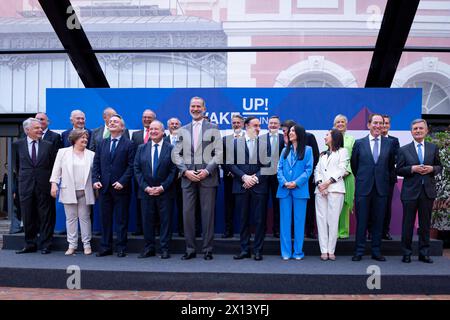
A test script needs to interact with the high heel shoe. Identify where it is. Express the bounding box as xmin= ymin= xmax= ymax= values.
xmin=320 ymin=254 xmax=328 ymax=261
xmin=65 ymin=248 xmax=76 ymax=256
xmin=328 ymin=254 xmax=336 ymax=261
xmin=84 ymin=247 xmax=92 ymax=255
